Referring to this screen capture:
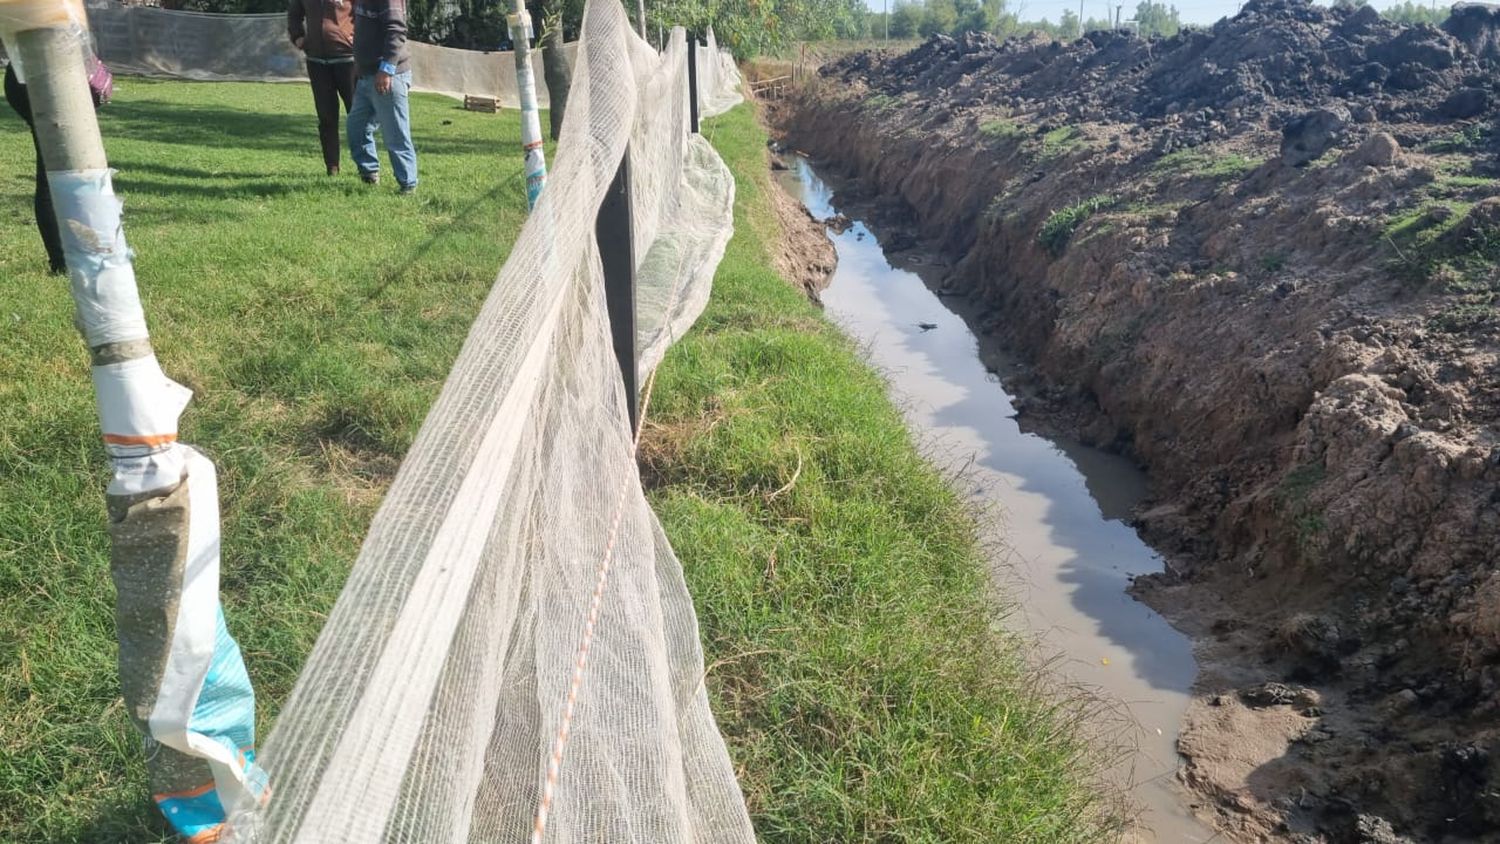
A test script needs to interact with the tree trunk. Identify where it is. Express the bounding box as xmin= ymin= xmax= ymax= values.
xmin=540 ymin=12 xmax=571 ymax=141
